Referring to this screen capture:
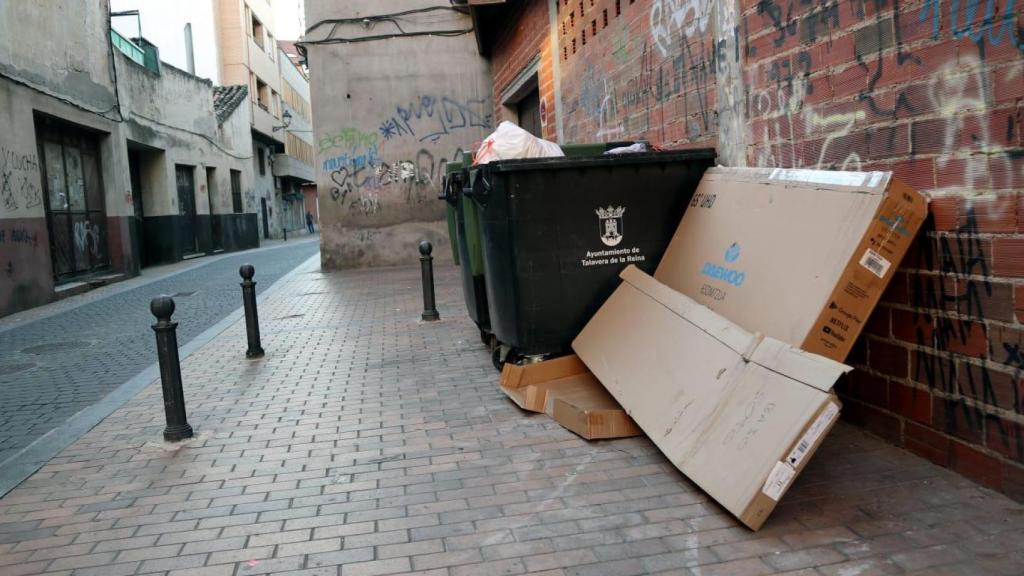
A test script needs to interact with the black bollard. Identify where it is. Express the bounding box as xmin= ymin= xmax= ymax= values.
xmin=239 ymin=264 xmax=265 ymax=358
xmin=150 ymin=296 xmax=194 ymax=442
xmin=420 ymin=240 xmax=440 ymax=322
xmin=282 ymin=227 xmax=287 ymax=241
